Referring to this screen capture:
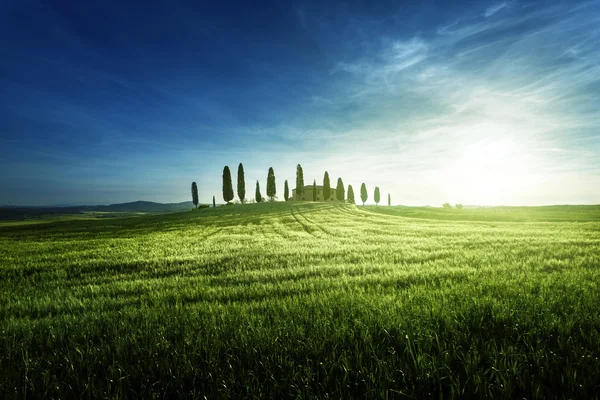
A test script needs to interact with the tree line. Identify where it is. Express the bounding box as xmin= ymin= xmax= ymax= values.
xmin=292 ymin=164 xmax=389 ymax=206
xmin=191 ymin=163 xmax=391 ymax=208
